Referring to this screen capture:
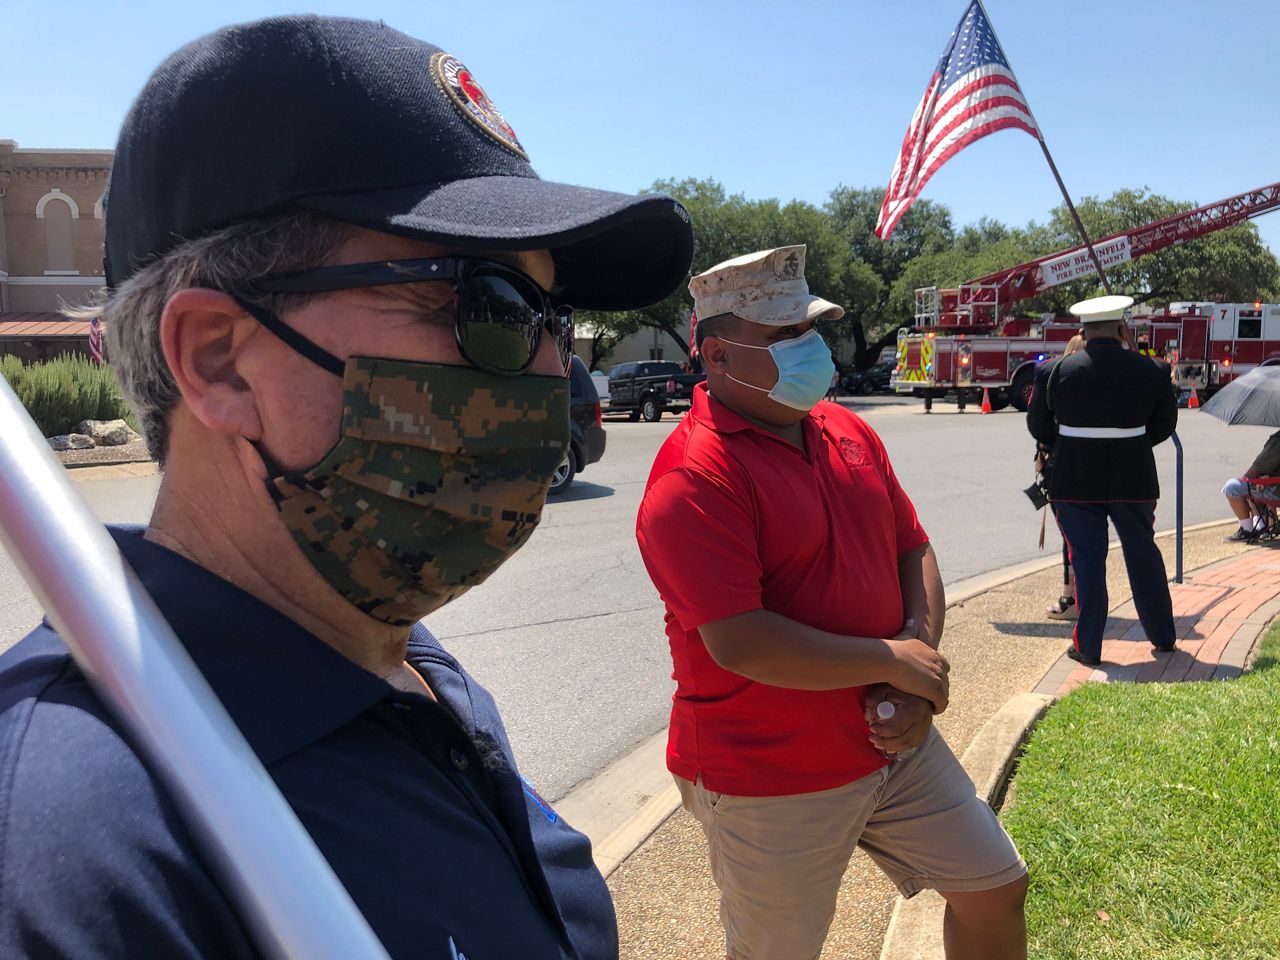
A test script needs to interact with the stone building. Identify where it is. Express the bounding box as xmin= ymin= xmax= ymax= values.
xmin=0 ymin=139 xmax=111 ymax=361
